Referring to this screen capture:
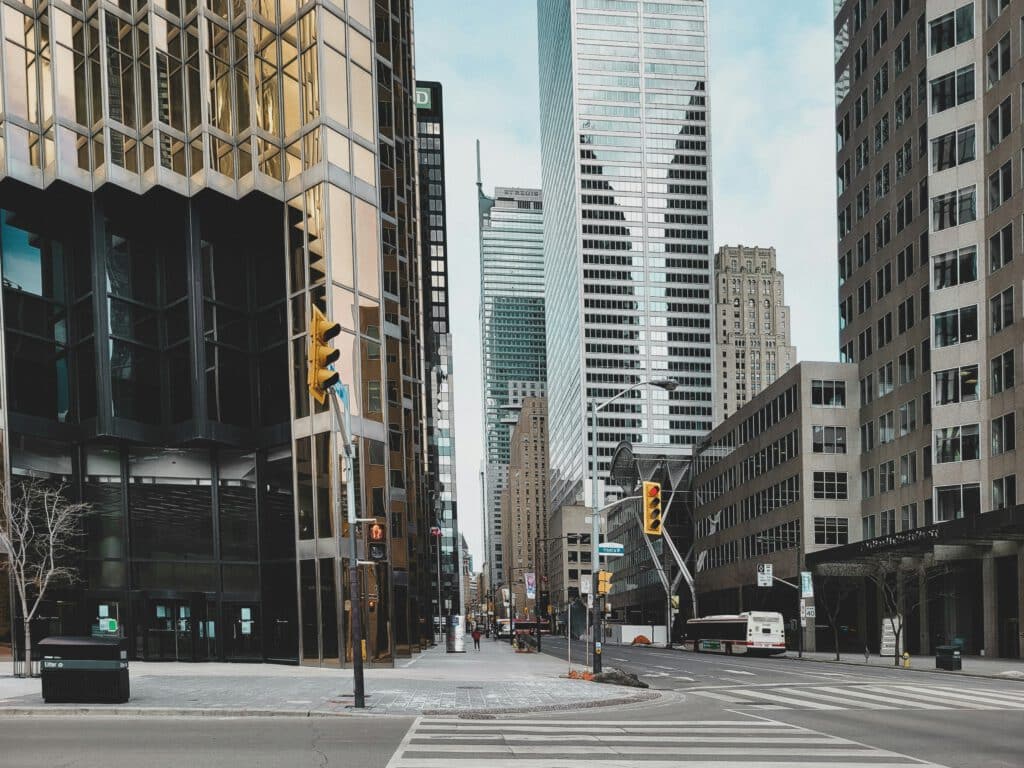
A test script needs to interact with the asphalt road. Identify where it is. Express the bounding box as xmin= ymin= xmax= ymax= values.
xmin=539 ymin=637 xmax=1024 ymax=767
